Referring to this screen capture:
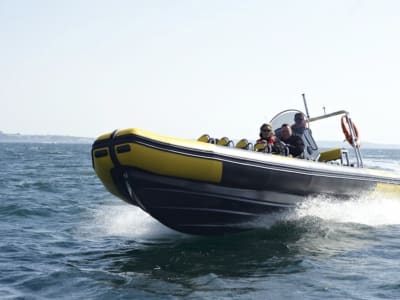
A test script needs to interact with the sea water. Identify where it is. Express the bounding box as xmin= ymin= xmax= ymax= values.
xmin=1 ymin=143 xmax=400 ymax=299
